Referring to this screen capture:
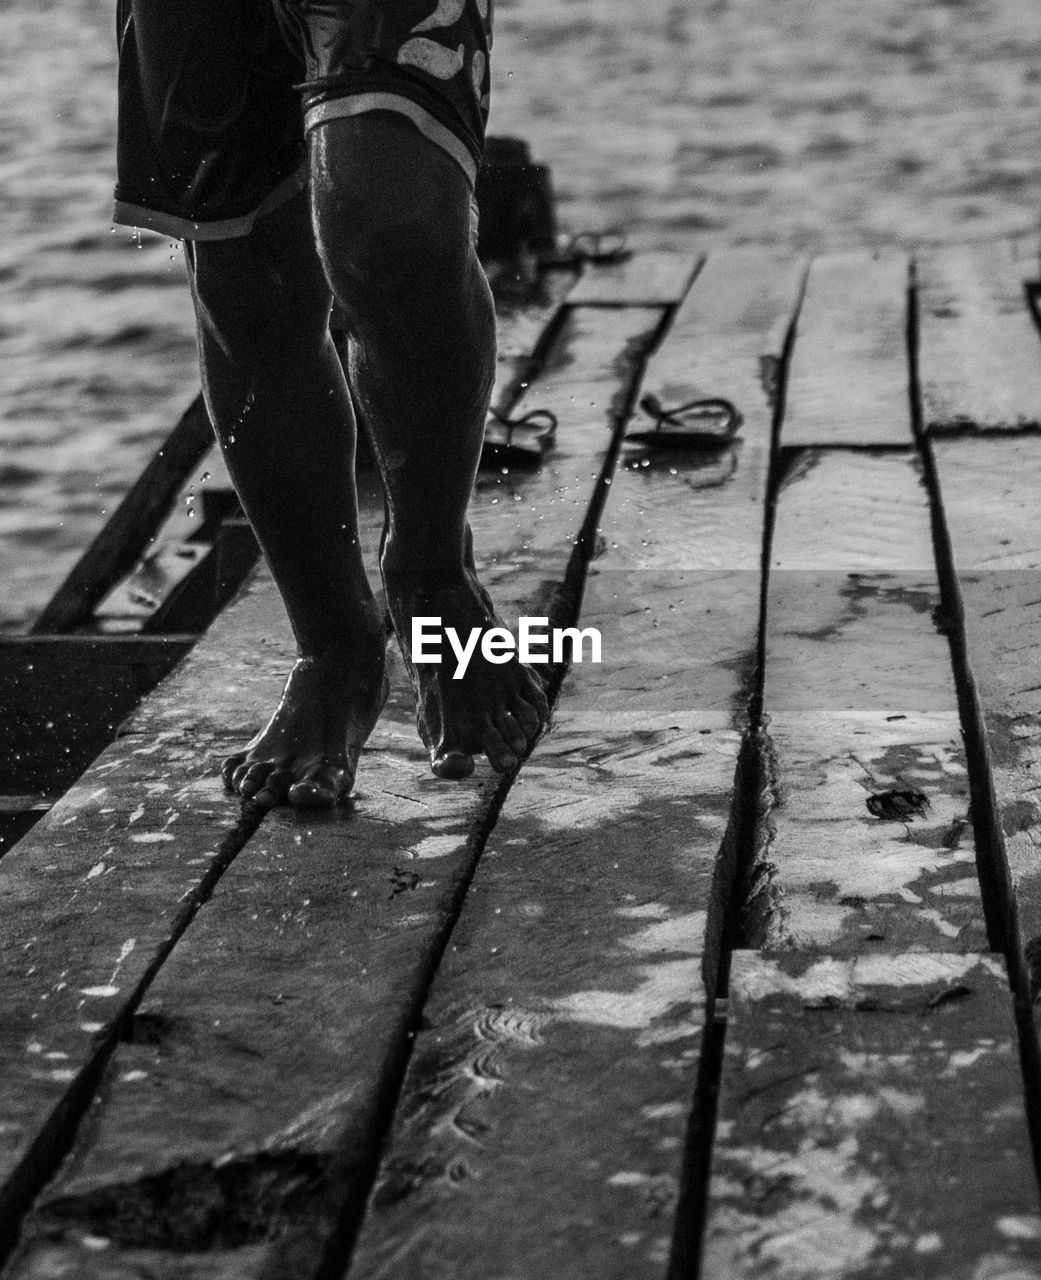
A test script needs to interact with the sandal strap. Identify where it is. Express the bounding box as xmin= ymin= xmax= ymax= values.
xmin=488 ymin=405 xmax=559 ymax=447
xmin=638 ymin=393 xmax=742 ymax=437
